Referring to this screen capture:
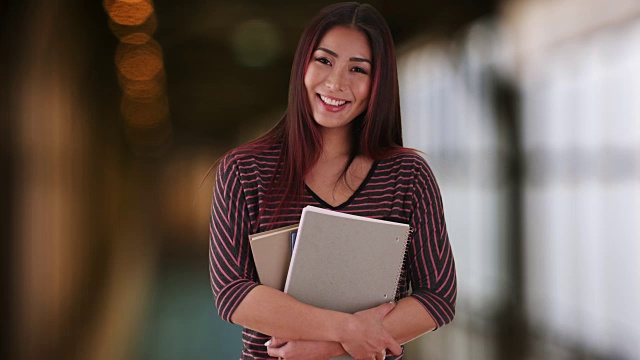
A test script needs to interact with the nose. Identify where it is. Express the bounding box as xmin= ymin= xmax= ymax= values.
xmin=324 ymin=67 xmax=346 ymax=92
